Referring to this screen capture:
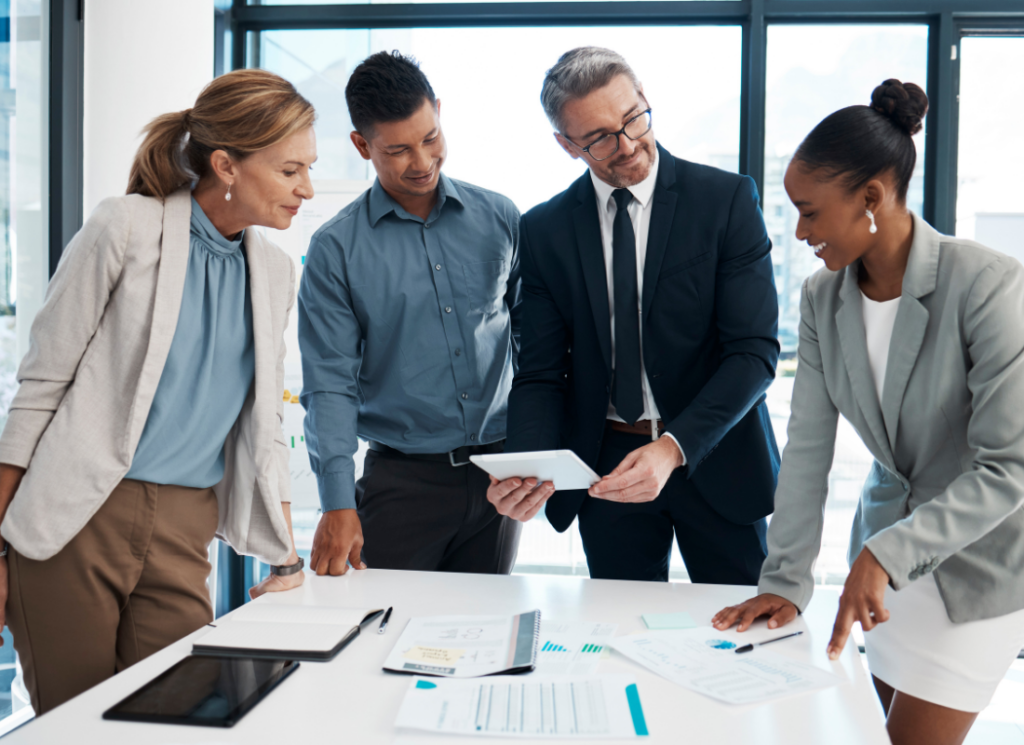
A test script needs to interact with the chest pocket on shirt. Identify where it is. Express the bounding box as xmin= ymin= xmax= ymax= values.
xmin=463 ymin=259 xmax=510 ymax=316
